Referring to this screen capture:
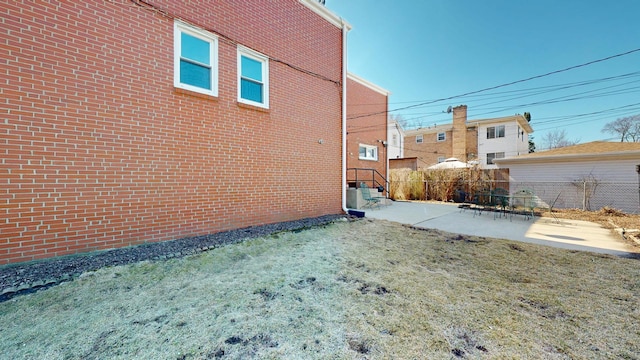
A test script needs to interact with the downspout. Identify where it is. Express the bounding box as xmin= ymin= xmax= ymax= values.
xmin=341 ymin=18 xmax=349 ymax=213
xmin=385 ymin=101 xmax=389 ymax=196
